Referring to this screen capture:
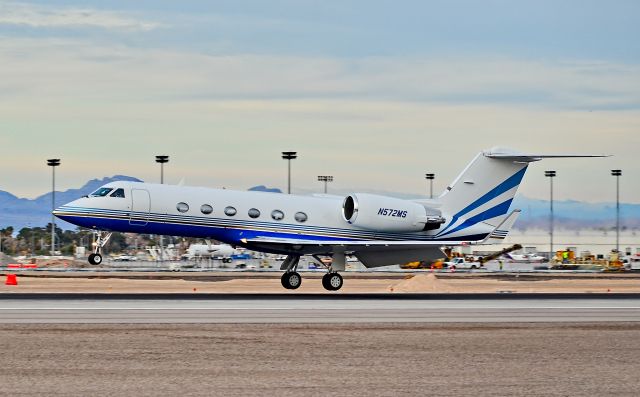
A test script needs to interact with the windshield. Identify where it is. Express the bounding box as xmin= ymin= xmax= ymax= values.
xmin=90 ymin=187 xmax=114 ymax=197
xmin=110 ymin=188 xmax=125 ymax=198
